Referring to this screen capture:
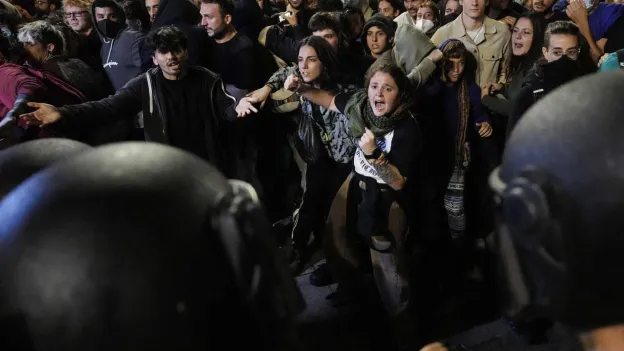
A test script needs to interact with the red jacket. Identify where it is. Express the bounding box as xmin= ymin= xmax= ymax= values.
xmin=0 ymin=57 xmax=47 ymax=118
